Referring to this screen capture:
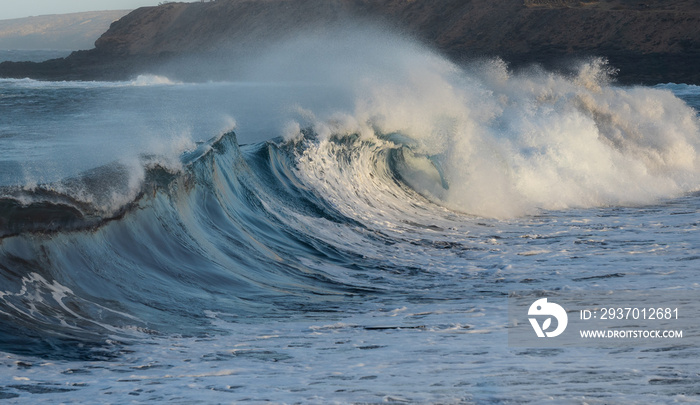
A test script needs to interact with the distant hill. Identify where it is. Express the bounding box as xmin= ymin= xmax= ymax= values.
xmin=0 ymin=10 xmax=130 ymax=50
